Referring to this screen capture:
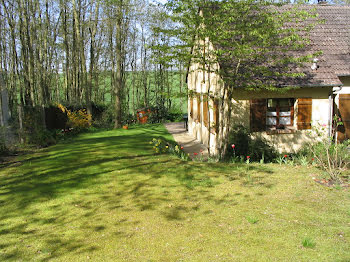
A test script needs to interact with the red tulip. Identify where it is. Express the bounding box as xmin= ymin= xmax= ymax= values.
xmin=231 ymin=144 xmax=235 ymax=149
xmin=247 ymin=156 xmax=250 ymax=159
xmin=284 ymin=154 xmax=287 ymax=158
xmin=194 ymin=153 xmax=198 ymax=156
